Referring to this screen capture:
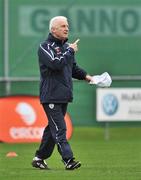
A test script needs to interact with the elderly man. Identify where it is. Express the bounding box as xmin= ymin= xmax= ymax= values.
xmin=31 ymin=16 xmax=92 ymax=170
